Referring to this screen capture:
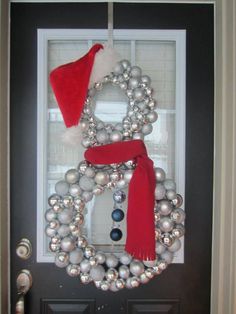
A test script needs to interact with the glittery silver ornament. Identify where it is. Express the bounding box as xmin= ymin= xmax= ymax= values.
xmin=106 ymin=254 xmax=119 ymax=268
xmin=66 ymin=264 xmax=80 ymax=277
xmin=118 ymin=265 xmax=130 ymax=279
xmin=69 ymin=184 xmax=82 ymax=197
xmin=100 ymin=280 xmax=110 ymax=291
xmin=106 ymin=268 xmax=118 ymax=281
xmin=80 ymin=259 xmax=91 ymax=273
xmin=85 ymin=167 xmax=95 ymax=178
xmin=133 ymin=88 xmax=145 ymax=101
xmin=110 ymin=130 xmax=123 ymax=142
xmin=170 ymin=208 xmax=186 ymax=224
xmin=119 ymin=252 xmax=132 ymax=265
xmin=48 ymin=194 xmax=61 ymax=207
xmin=130 ymin=260 xmax=145 ymax=276
xmin=65 ymin=169 xmax=79 ymax=184
xmin=155 ymin=183 xmax=166 ymax=200
xmin=109 ymin=280 xmax=119 ymax=292
xmin=78 ymin=160 xmax=89 ymax=174
xmin=51 ymin=235 xmax=61 ymax=244
xmin=55 ymin=180 xmax=69 ymax=196
xmin=156 ymin=200 xmax=173 ymax=216
xmin=45 ymin=208 xmax=57 ymax=222
xmin=80 ymin=273 xmax=91 ymax=284
xmin=84 ymin=245 xmax=96 ymax=258
xmin=82 ymin=191 xmax=93 ymax=202
xmin=94 ymin=172 xmax=110 ymax=186
xmin=63 ymin=195 xmax=74 ymax=207
xmin=81 ymin=137 xmax=91 ymax=148
xmin=110 ymin=170 xmax=123 ymax=182
xmin=79 ymin=176 xmax=95 ymax=192
xmin=130 ymin=277 xmax=140 ymax=288
xmin=113 ymin=190 xmax=126 ymax=203
xmin=57 ymin=224 xmax=70 ymax=238
xmin=55 ymin=252 xmax=69 ymax=268
xmin=163 ymin=179 xmax=176 ymax=191
xmin=129 ymin=77 xmax=140 ymax=89
xmin=89 ymin=256 xmax=98 ymax=267
xmin=142 ymin=123 xmax=153 ymax=135
xmin=130 ymin=66 xmax=142 ymax=77
xmin=155 ymin=242 xmax=167 ymax=255
xmin=96 ymin=129 xmax=109 ymax=144
xmin=90 ymin=265 xmax=105 ymax=281
xmin=161 ymin=250 xmax=174 ymax=264
xmin=58 ymin=209 xmax=73 ymax=224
